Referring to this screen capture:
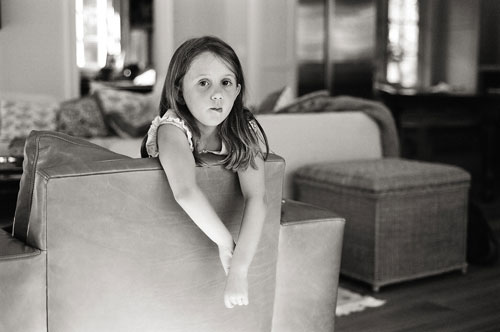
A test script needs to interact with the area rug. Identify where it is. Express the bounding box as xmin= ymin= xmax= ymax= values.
xmin=335 ymin=287 xmax=386 ymax=317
